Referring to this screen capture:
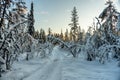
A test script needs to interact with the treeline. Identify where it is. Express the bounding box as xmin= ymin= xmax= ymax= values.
xmin=33 ymin=27 xmax=85 ymax=44
xmin=32 ymin=7 xmax=86 ymax=45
